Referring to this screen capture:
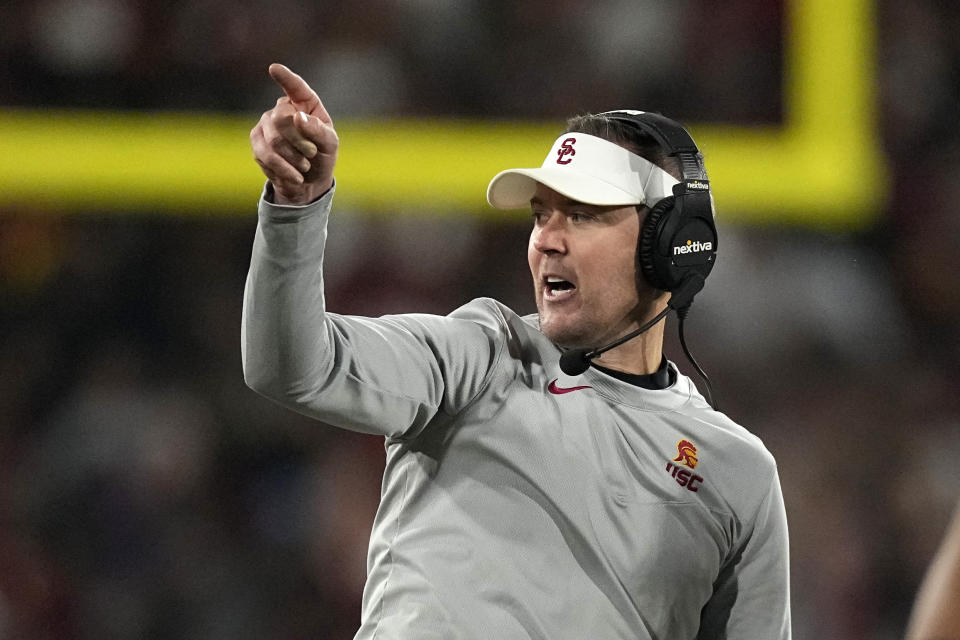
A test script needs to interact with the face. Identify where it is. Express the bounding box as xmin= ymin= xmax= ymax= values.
xmin=528 ymin=183 xmax=657 ymax=348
